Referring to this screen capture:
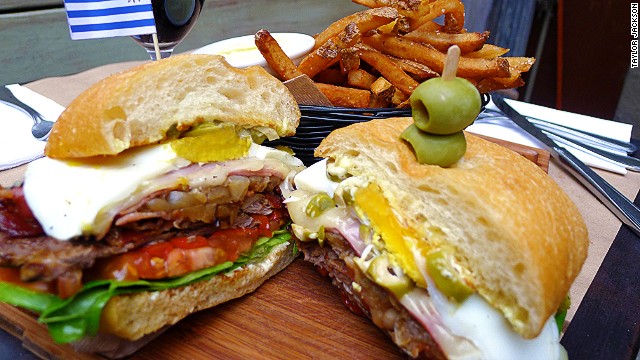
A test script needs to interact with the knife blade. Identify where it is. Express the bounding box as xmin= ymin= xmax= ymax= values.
xmin=492 ymin=95 xmax=640 ymax=237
